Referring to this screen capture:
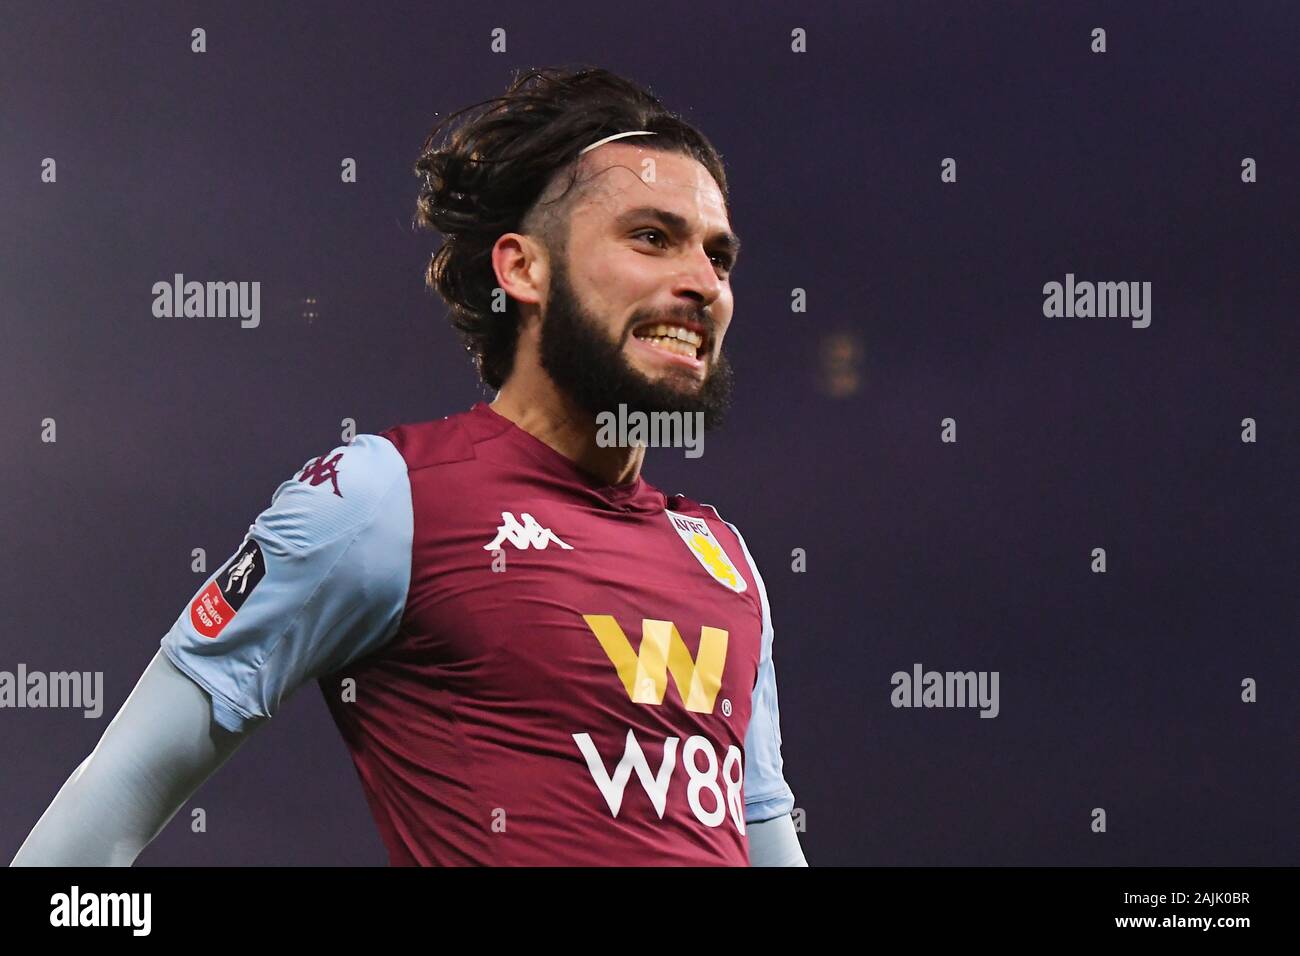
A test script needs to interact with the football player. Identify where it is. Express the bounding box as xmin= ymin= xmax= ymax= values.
xmin=13 ymin=67 xmax=805 ymax=866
